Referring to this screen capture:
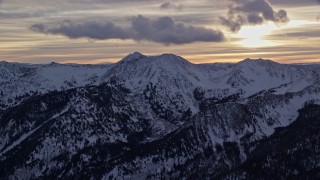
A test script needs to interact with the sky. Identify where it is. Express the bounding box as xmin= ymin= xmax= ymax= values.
xmin=0 ymin=0 xmax=319 ymax=64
